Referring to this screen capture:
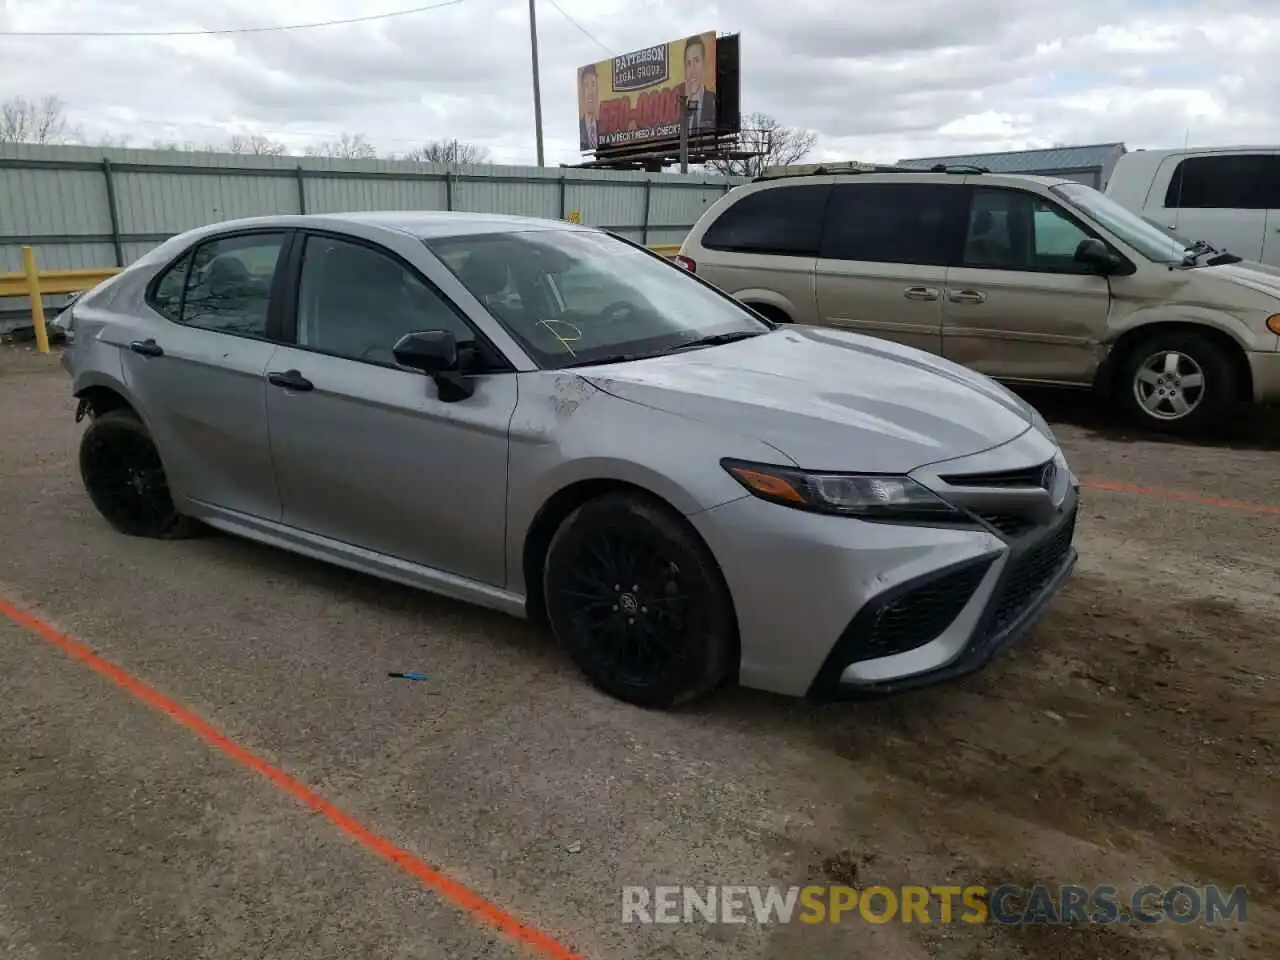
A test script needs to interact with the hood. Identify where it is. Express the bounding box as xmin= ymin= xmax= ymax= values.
xmin=578 ymin=327 xmax=1033 ymax=473
xmin=1204 ymin=260 xmax=1280 ymax=301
